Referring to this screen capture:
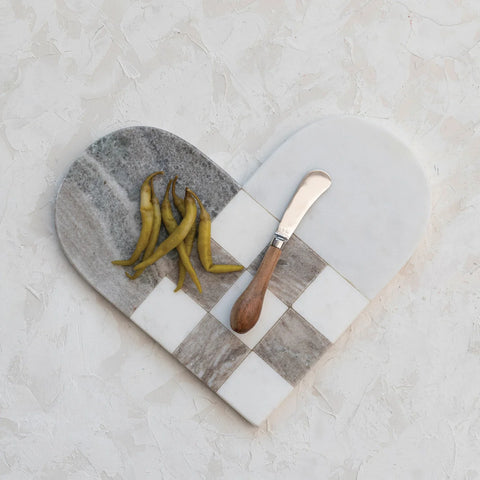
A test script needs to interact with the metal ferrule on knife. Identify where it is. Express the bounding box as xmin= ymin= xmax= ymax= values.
xmin=271 ymin=233 xmax=289 ymax=249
